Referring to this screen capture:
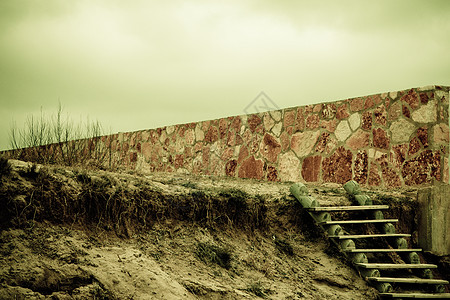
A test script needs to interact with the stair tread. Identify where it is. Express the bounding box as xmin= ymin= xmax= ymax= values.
xmin=308 ymin=205 xmax=389 ymax=211
xmin=355 ymin=263 xmax=438 ymax=269
xmin=379 ymin=292 xmax=450 ymax=298
xmin=329 ymin=233 xmax=411 ymax=239
xmin=344 ymin=248 xmax=422 ymax=253
xmin=368 ymin=277 xmax=449 ymax=284
xmin=320 ymin=219 xmax=398 ymax=225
